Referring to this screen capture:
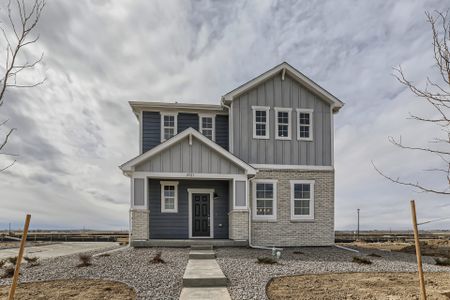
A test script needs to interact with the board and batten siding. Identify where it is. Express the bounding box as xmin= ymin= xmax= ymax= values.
xmin=148 ymin=179 xmax=229 ymax=239
xmin=232 ymin=73 xmax=332 ymax=166
xmin=135 ymin=135 xmax=245 ymax=175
